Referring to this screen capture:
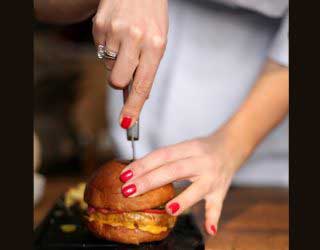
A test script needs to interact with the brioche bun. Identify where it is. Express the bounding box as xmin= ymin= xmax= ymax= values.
xmin=84 ymin=160 xmax=177 ymax=244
